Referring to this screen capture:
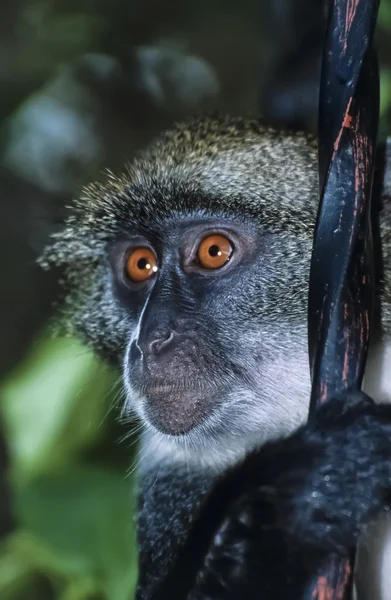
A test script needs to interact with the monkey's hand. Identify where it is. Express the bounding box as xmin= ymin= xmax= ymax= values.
xmin=266 ymin=390 xmax=391 ymax=553
xmin=153 ymin=391 xmax=391 ymax=600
